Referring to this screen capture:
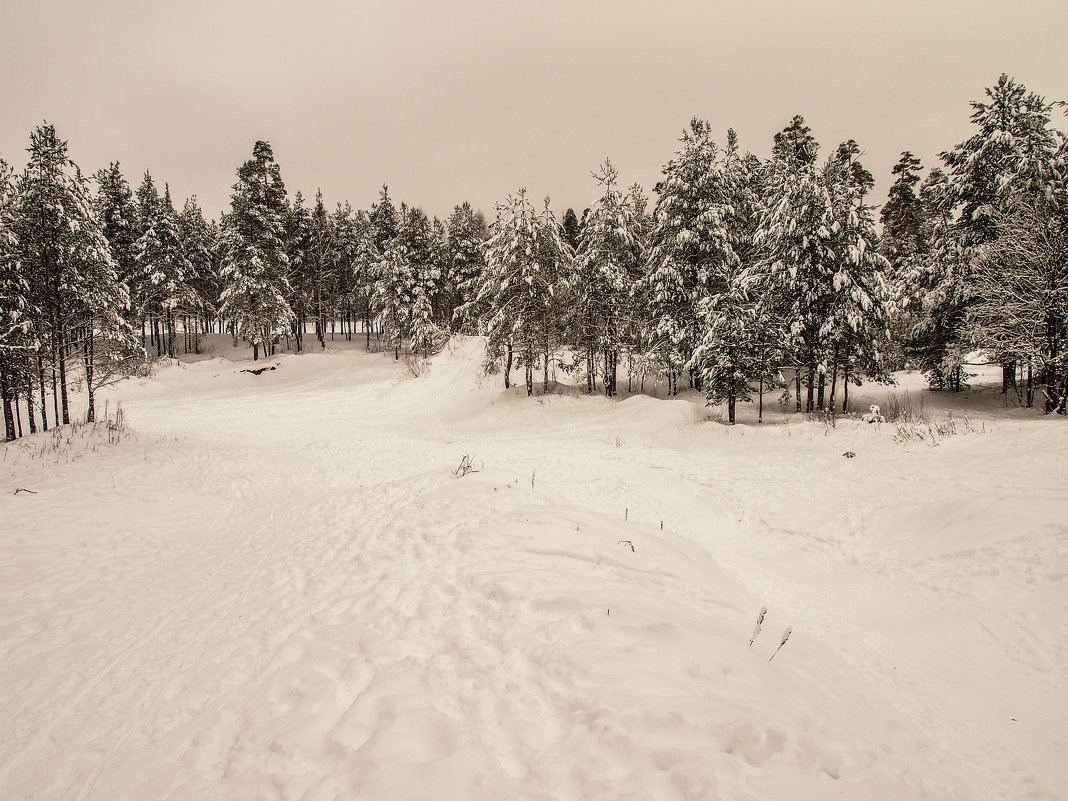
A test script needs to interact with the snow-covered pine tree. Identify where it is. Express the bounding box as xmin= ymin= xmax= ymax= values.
xmin=445 ymin=202 xmax=487 ymax=334
xmin=560 ymin=208 xmax=583 ymax=253
xmin=218 ymin=141 xmax=293 ymax=360
xmin=428 ymin=216 xmax=452 ymax=330
xmin=177 ymin=196 xmax=217 ymax=347
xmin=284 ymin=191 xmax=313 ymax=352
xmin=573 ymin=159 xmax=645 ymax=395
xmin=879 ymin=152 xmax=931 ymax=370
xmin=689 ymin=130 xmax=779 ymax=423
xmin=935 ymin=74 xmax=1068 ymax=410
xmin=338 ymin=204 xmax=376 ymax=347
xmin=93 ymin=162 xmax=138 ymax=306
xmin=307 ymin=190 xmax=338 ymax=348
xmin=370 ymin=185 xmax=399 ymax=253
xmin=818 ymin=140 xmax=893 ymax=411
xmin=638 ymin=119 xmax=730 ymax=395
xmin=14 ymin=123 xmax=135 ymax=425
xmin=135 ymin=177 xmax=199 ymax=358
xmin=475 ymin=189 xmax=568 ymax=395
xmin=70 ymin=205 xmax=142 ymax=424
xmin=753 ymin=115 xmax=838 ymax=412
xmin=370 ymin=231 xmax=413 ymax=360
xmin=617 ymin=183 xmax=653 ymax=392
xmin=969 ymin=177 xmax=1068 ymax=411
xmin=0 ymin=158 xmax=36 ymax=439
xmin=330 ymin=201 xmax=362 ymax=342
